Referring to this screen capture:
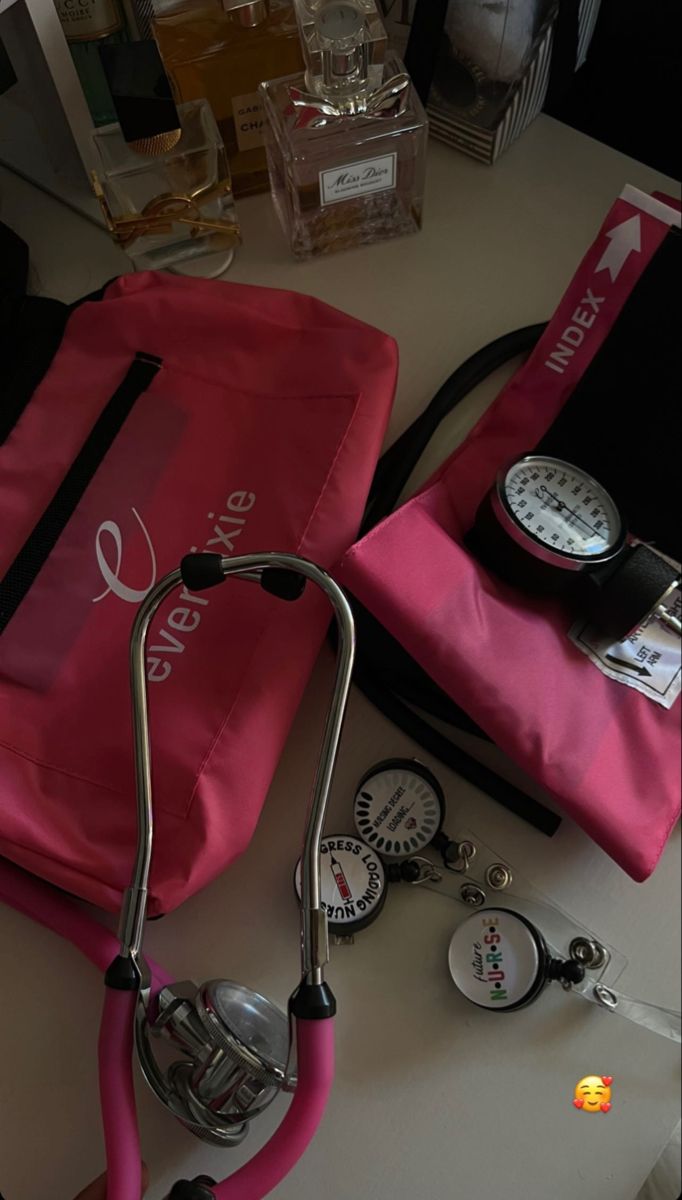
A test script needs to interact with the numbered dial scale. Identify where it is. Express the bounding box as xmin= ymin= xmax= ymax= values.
xmin=472 ymin=455 xmax=681 ymax=640
xmin=487 ymin=456 xmax=626 ymax=569
xmin=353 ymin=759 xmax=445 ymax=861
